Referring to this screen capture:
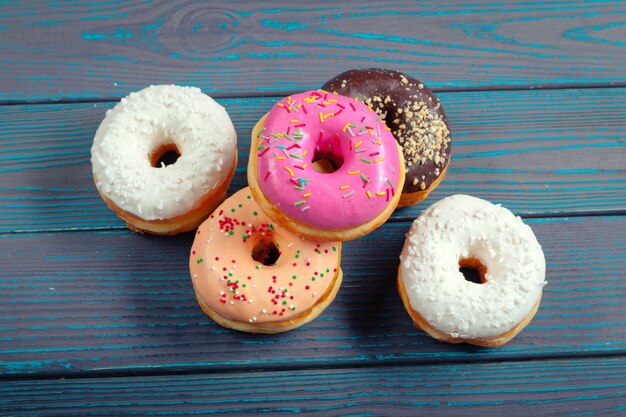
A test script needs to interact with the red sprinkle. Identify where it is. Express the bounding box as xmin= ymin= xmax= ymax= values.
xmin=264 ymin=171 xmax=271 ymax=182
